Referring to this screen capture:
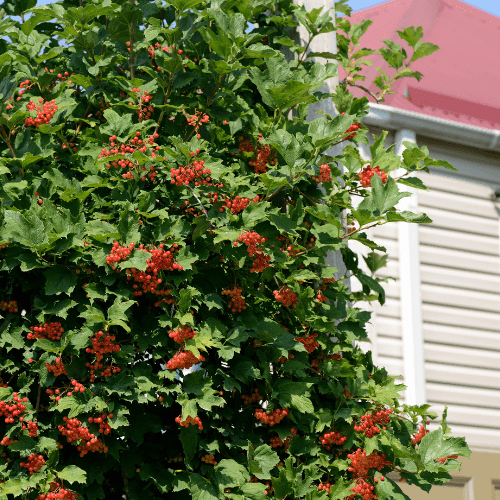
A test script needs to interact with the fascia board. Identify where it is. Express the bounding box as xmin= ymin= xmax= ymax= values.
xmin=363 ymin=103 xmax=500 ymax=152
